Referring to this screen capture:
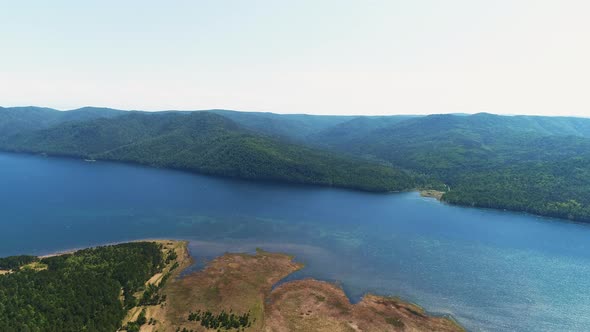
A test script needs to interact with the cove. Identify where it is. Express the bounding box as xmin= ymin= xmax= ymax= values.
xmin=1 ymin=152 xmax=589 ymax=331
